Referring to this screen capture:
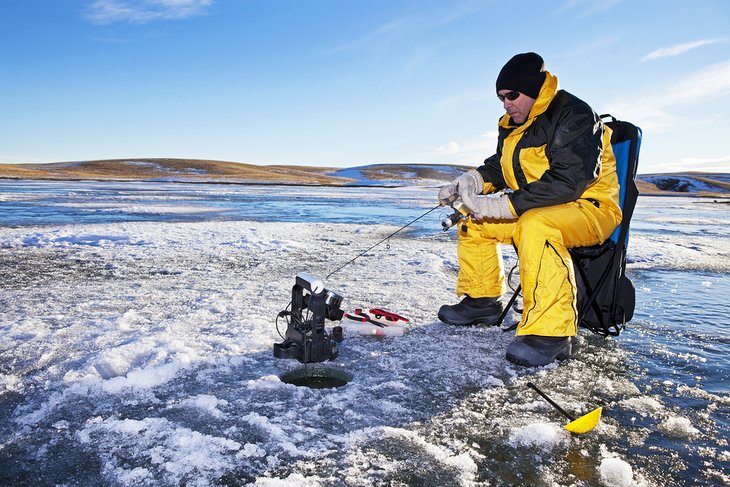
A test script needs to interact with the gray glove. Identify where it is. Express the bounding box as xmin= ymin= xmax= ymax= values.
xmin=460 ymin=192 xmax=515 ymax=221
xmin=438 ymin=169 xmax=484 ymax=206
